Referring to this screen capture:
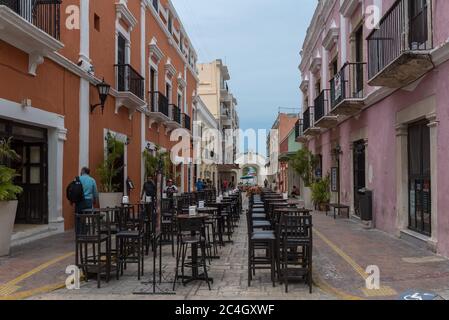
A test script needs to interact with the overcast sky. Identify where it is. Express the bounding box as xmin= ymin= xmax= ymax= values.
xmin=172 ymin=0 xmax=317 ymax=152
